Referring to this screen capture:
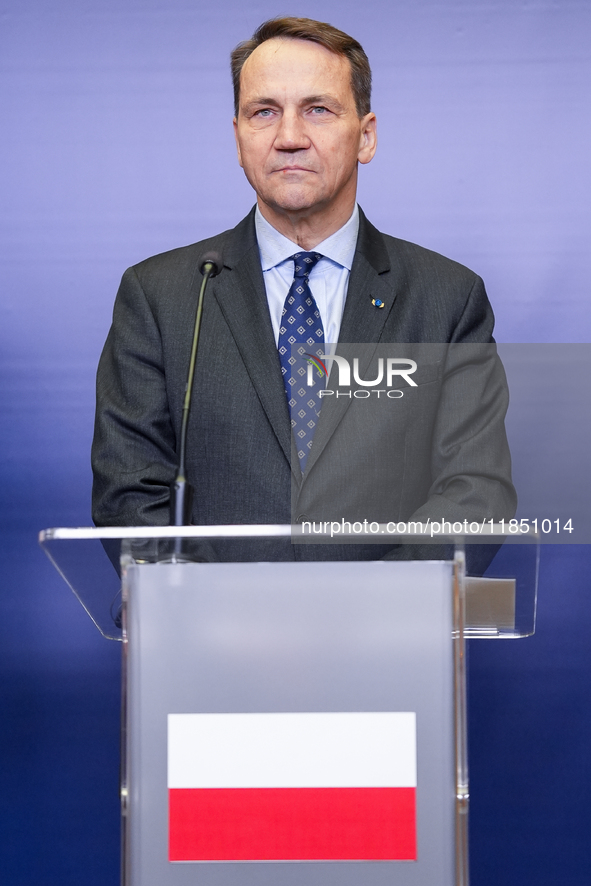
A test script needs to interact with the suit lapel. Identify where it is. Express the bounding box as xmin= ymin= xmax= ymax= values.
xmin=338 ymin=209 xmax=395 ymax=344
xmin=304 ymin=210 xmax=398 ymax=476
xmin=210 ymin=210 xmax=297 ymax=476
